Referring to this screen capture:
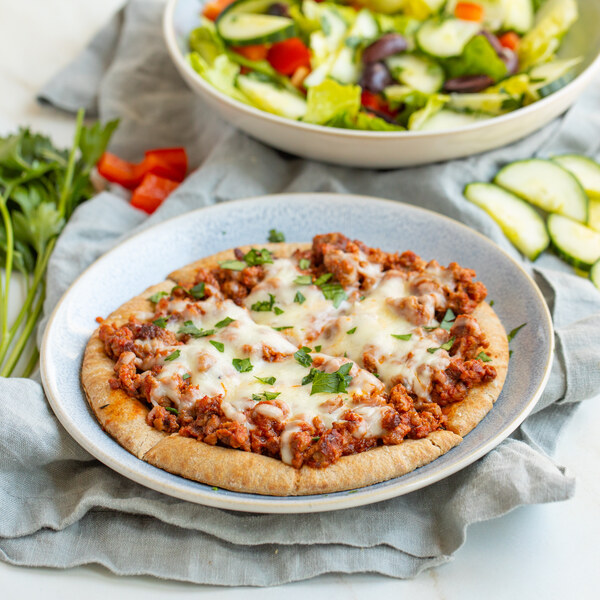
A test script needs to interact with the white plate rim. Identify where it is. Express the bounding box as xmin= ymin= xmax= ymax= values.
xmin=40 ymin=192 xmax=554 ymax=514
